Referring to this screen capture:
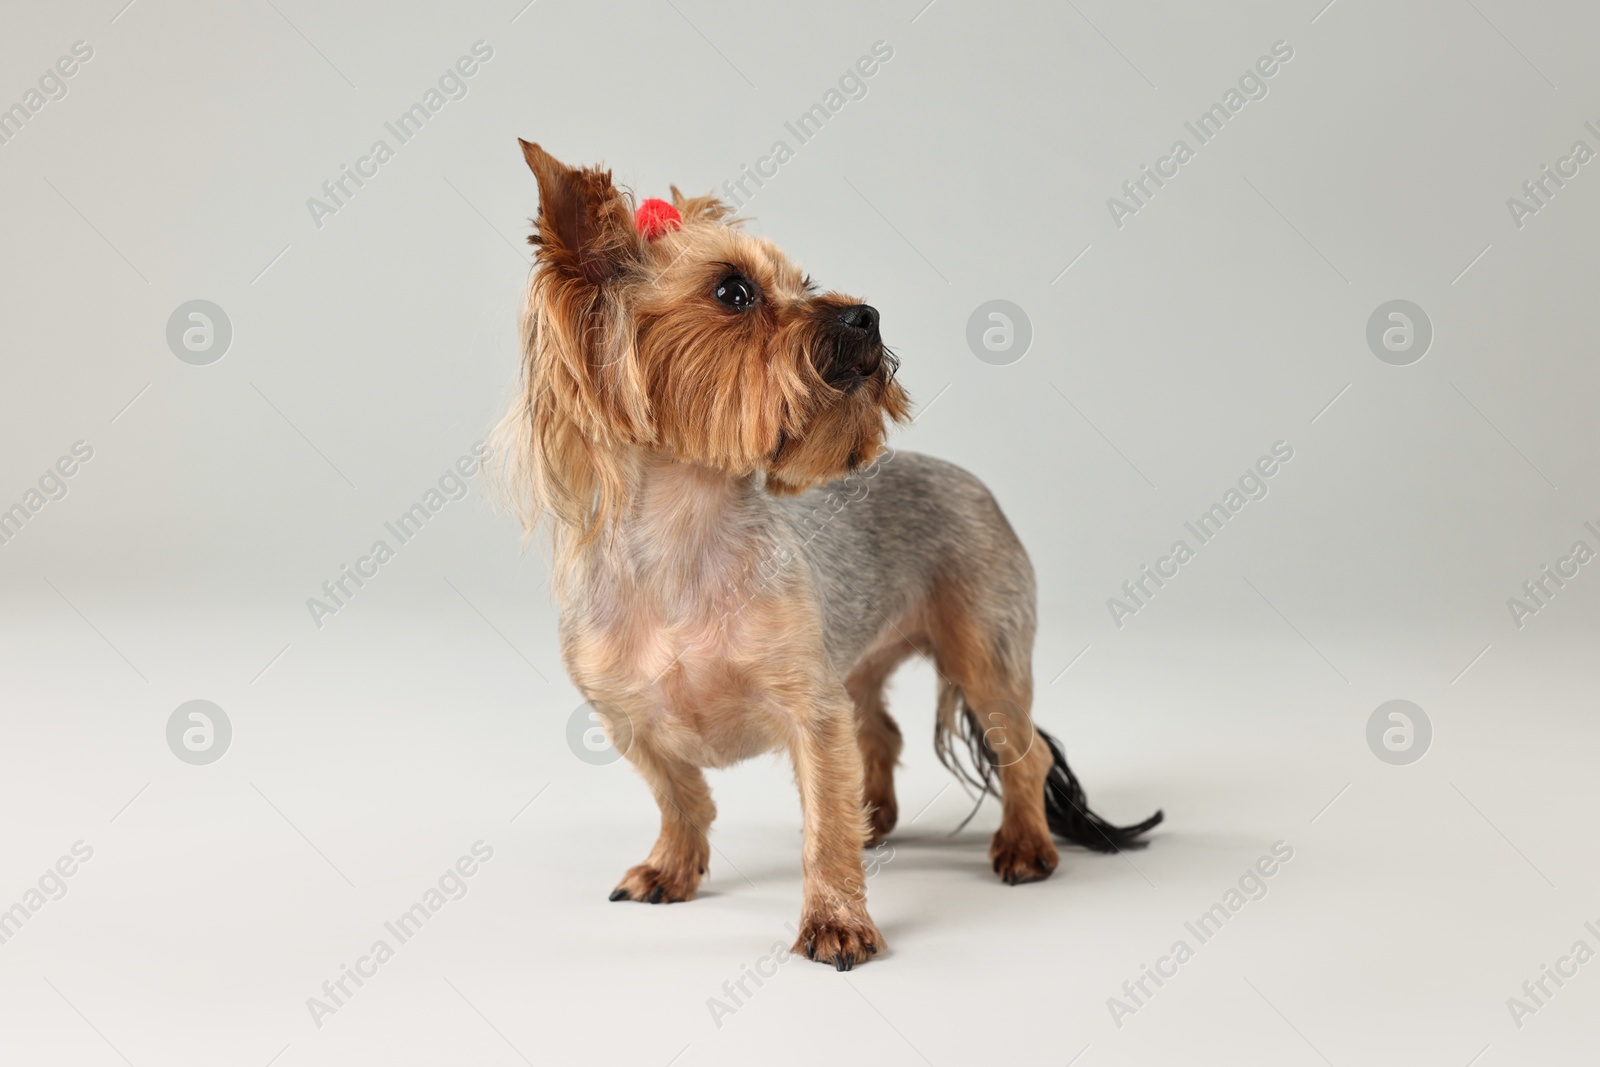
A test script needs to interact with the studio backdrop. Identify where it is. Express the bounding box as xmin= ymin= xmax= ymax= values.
xmin=2 ymin=1 xmax=1597 ymax=1065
